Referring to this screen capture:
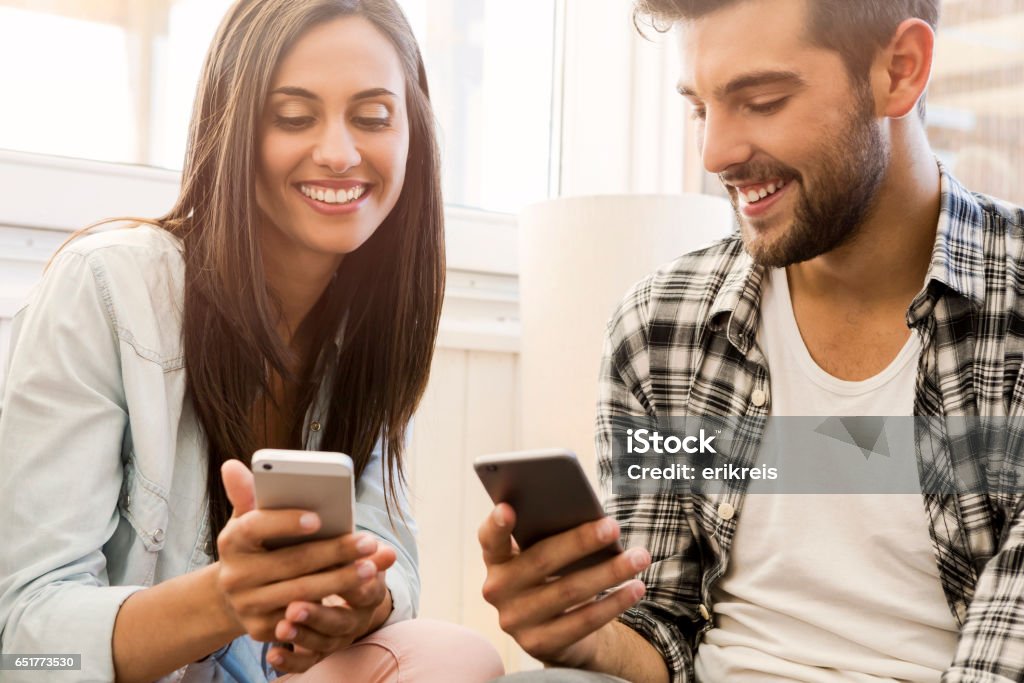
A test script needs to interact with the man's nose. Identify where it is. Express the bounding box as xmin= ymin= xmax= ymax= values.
xmin=699 ymin=111 xmax=754 ymax=176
